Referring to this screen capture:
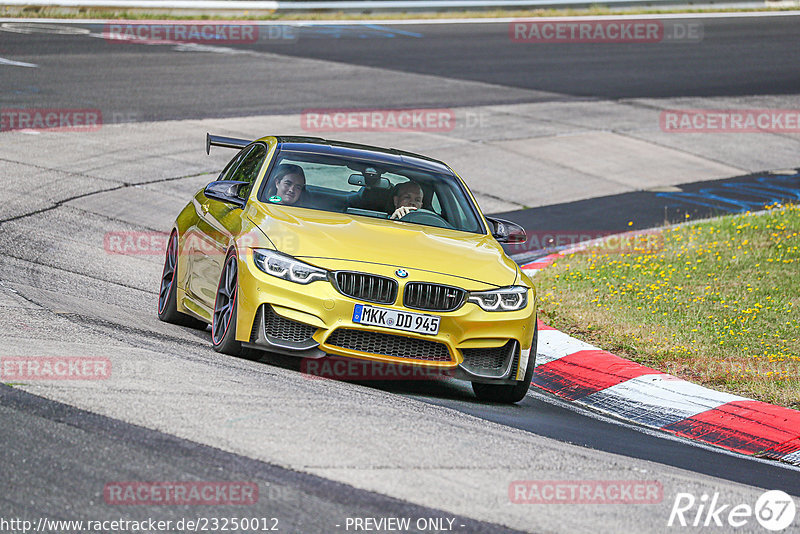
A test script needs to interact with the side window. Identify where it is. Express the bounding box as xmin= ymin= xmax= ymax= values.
xmin=430 ymin=191 xmax=442 ymax=214
xmin=219 ymin=149 xmax=245 ymax=181
xmin=437 ymin=186 xmax=467 ymax=229
xmin=226 ymin=144 xmax=268 ymax=200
